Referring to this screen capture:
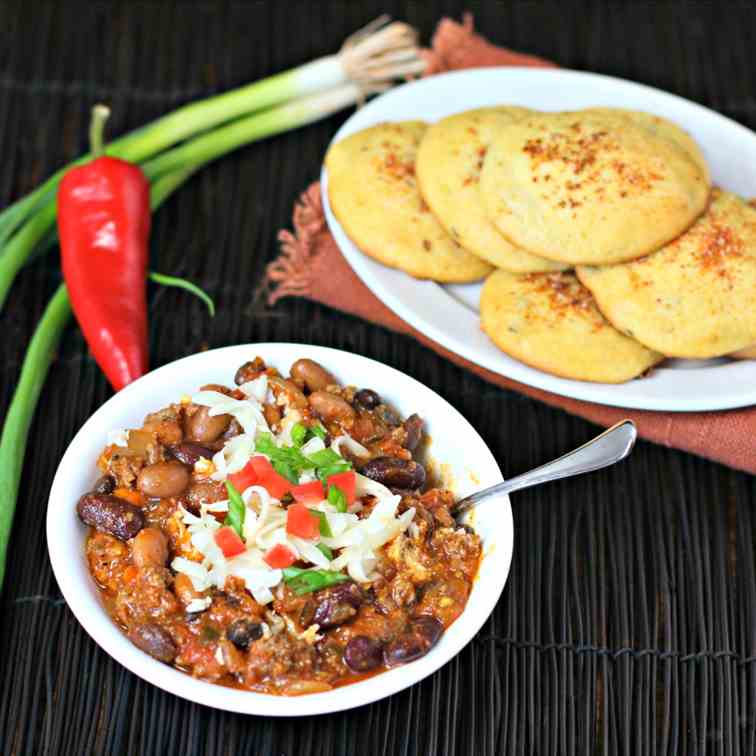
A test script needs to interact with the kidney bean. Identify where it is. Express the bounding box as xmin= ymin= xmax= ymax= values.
xmin=360 ymin=457 xmax=426 ymax=490
xmin=354 ymin=388 xmax=381 ymax=409
xmin=131 ymin=527 xmax=169 ymax=568
xmin=128 ymin=623 xmax=177 ymax=663
xmin=92 ymin=474 xmax=115 ymax=495
xmin=169 ymin=442 xmax=214 ymax=467
xmin=185 ymin=406 xmax=231 ymax=444
xmin=403 ymin=414 xmax=424 ymax=452
xmin=137 ymin=461 xmax=190 ymax=498
xmin=344 ymin=636 xmax=384 ymax=672
xmin=77 ymin=493 xmax=144 ymax=541
xmin=308 ymin=391 xmax=355 ymax=424
xmin=312 ymin=582 xmax=364 ymax=629
xmin=383 ymin=616 xmax=444 ymax=667
xmin=290 ymin=358 xmax=338 ymax=392
xmin=226 ymin=619 xmax=263 ymax=650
